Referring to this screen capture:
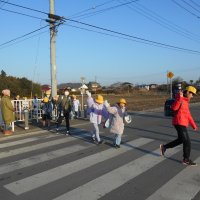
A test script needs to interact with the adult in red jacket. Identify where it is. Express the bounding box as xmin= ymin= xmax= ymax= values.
xmin=160 ymin=86 xmax=198 ymax=166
